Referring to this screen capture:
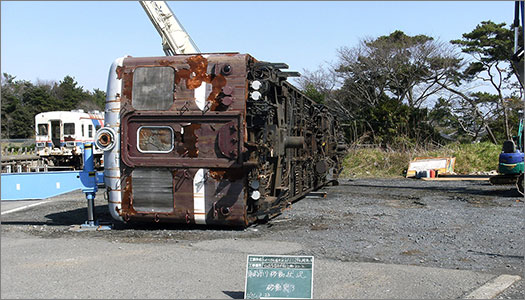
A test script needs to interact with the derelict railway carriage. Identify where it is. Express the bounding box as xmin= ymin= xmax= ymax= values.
xmin=97 ymin=53 xmax=347 ymax=227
